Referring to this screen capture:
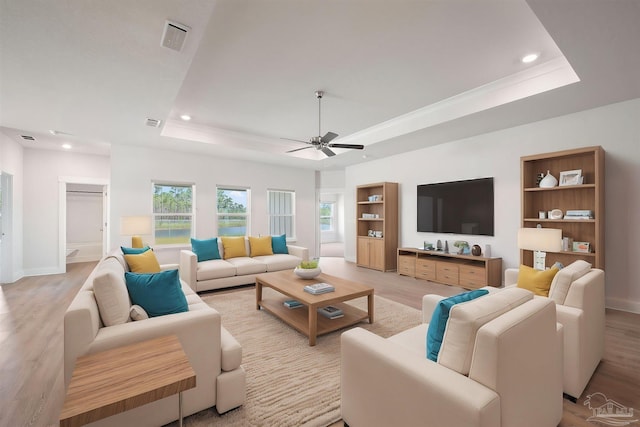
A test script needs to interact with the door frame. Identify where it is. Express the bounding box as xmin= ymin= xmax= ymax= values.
xmin=58 ymin=176 xmax=110 ymax=273
xmin=0 ymin=172 xmax=13 ymax=283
